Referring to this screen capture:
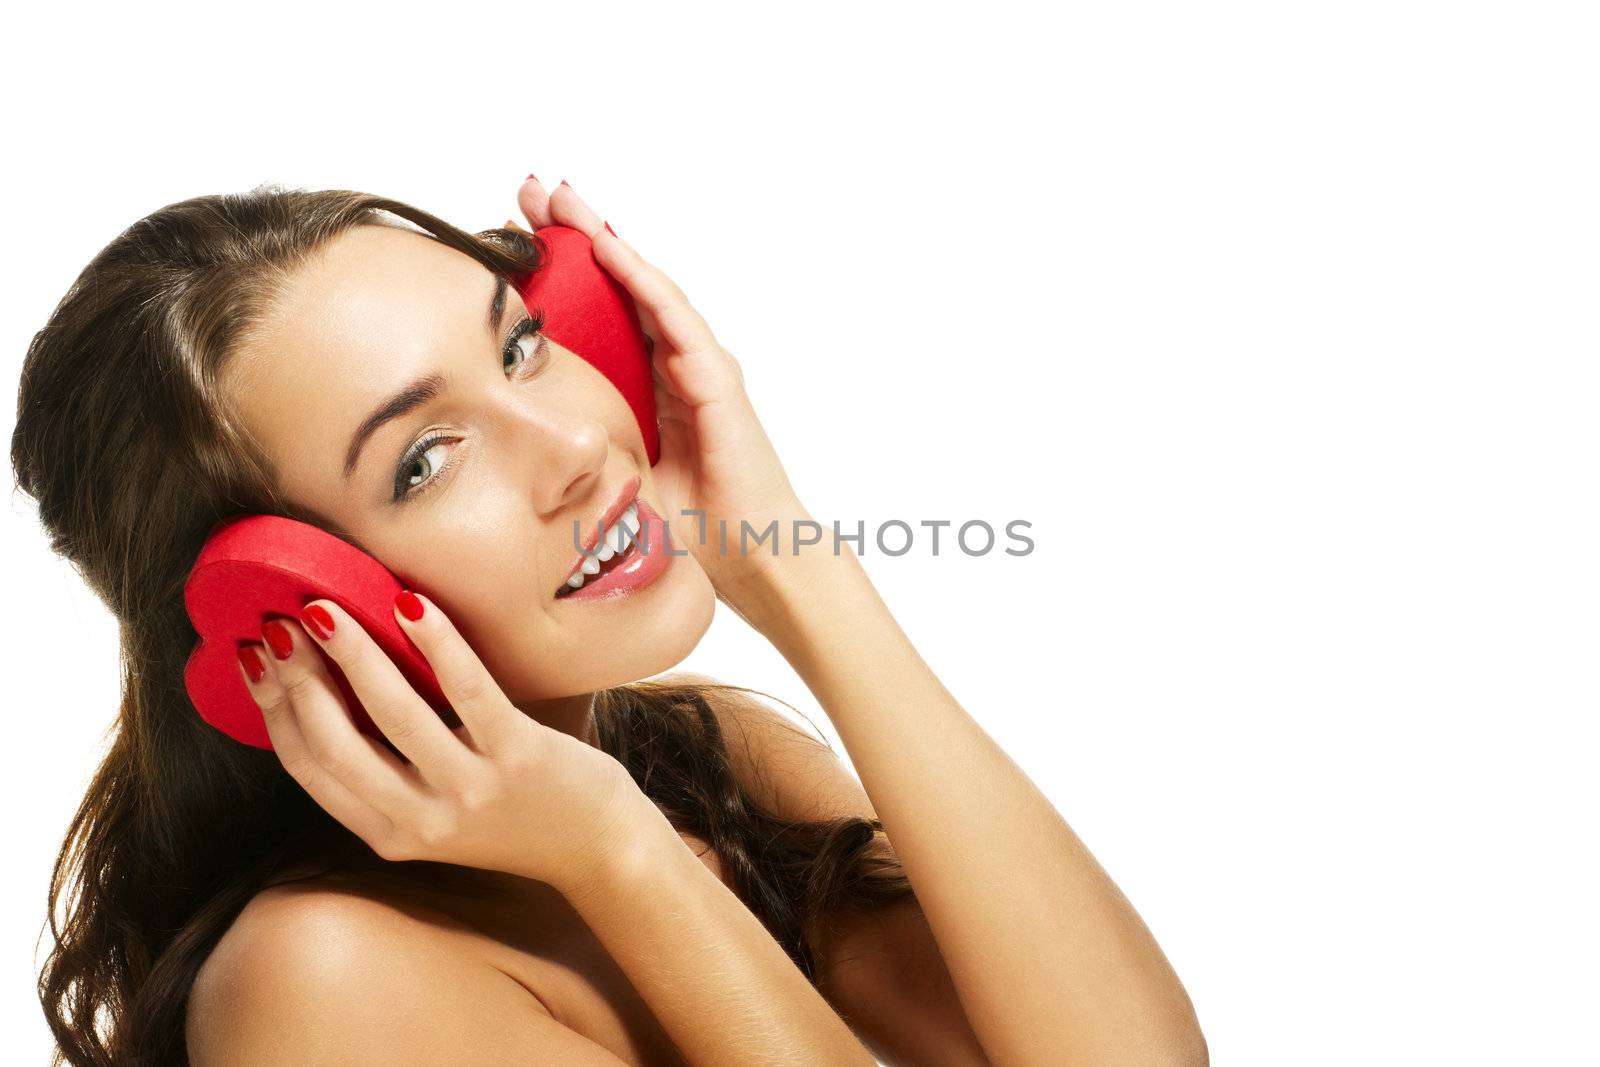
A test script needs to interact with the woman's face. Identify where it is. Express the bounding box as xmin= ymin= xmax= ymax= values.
xmin=222 ymin=222 xmax=716 ymax=734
